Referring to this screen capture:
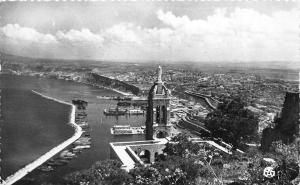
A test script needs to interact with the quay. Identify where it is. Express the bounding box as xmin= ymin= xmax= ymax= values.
xmin=179 ymin=116 xmax=211 ymax=135
xmin=1 ymin=91 xmax=83 ymax=185
xmin=184 ymin=90 xmax=217 ymax=110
